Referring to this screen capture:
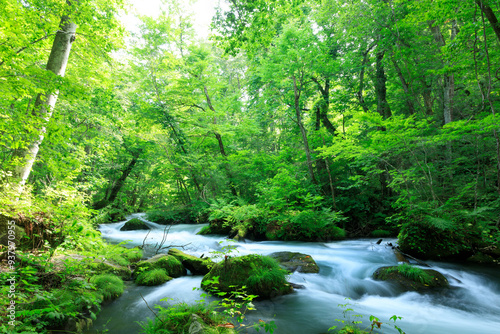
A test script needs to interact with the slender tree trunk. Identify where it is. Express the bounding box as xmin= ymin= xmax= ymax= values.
xmin=14 ymin=16 xmax=77 ymax=187
xmin=203 ymin=85 xmax=237 ymax=196
xmin=293 ymin=76 xmax=317 ymax=184
xmin=391 ymin=57 xmax=416 ymax=114
xmin=94 ymin=148 xmax=143 ymax=209
xmin=421 ymin=80 xmax=434 ymax=115
xmin=375 ymin=51 xmax=392 ymax=119
xmin=428 ymin=21 xmax=456 ymax=124
xmin=357 ymin=50 xmax=371 ymax=112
